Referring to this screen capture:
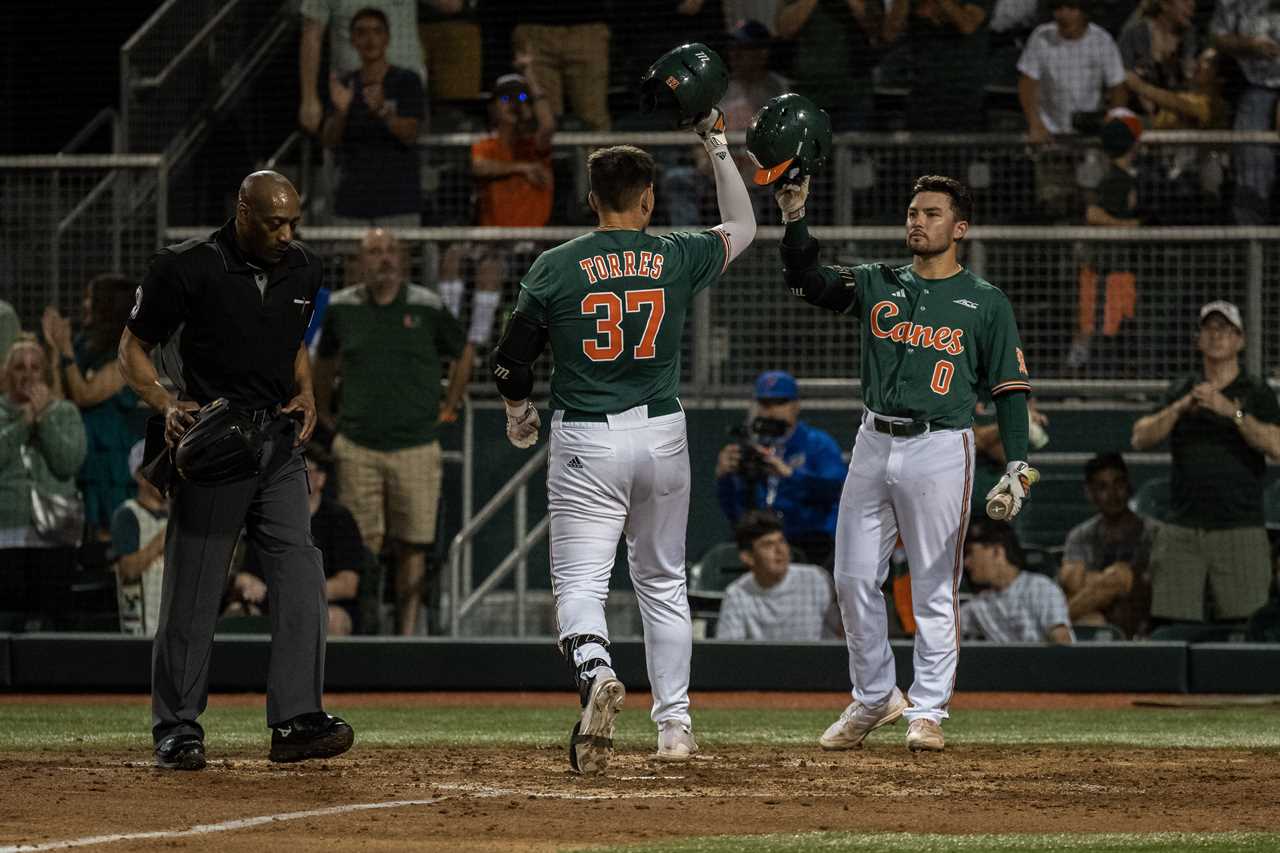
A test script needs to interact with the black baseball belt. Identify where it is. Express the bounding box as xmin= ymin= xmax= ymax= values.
xmin=560 ymin=397 xmax=682 ymax=424
xmin=871 ymin=416 xmax=945 ymax=438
